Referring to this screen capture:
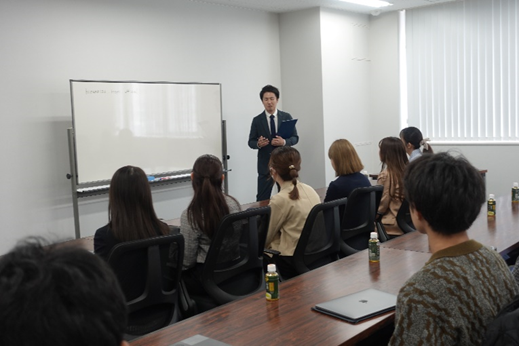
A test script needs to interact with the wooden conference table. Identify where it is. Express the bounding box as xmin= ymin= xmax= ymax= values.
xmin=381 ymin=194 xmax=519 ymax=257
xmin=62 ymin=188 xmax=518 ymax=345
xmin=126 ymin=193 xmax=519 ymax=346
